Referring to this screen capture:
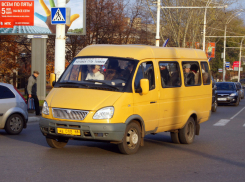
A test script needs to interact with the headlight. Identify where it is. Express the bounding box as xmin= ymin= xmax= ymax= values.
xmin=93 ymin=107 xmax=114 ymax=120
xmin=230 ymin=93 xmax=237 ymax=96
xmin=42 ymin=101 xmax=49 ymax=115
